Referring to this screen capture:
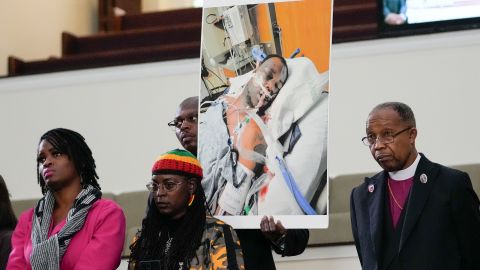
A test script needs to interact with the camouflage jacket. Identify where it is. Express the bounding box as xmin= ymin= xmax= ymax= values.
xmin=190 ymin=216 xmax=243 ymax=270
xmin=129 ymin=216 xmax=244 ymax=270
